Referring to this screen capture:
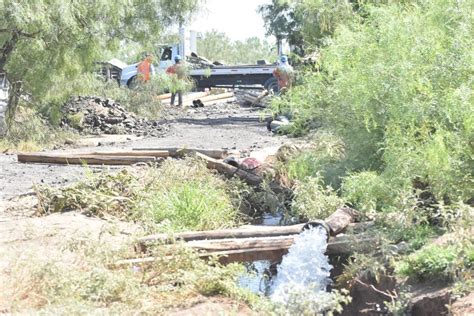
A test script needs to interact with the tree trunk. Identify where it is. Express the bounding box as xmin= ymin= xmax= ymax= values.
xmin=5 ymin=80 xmax=22 ymax=127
